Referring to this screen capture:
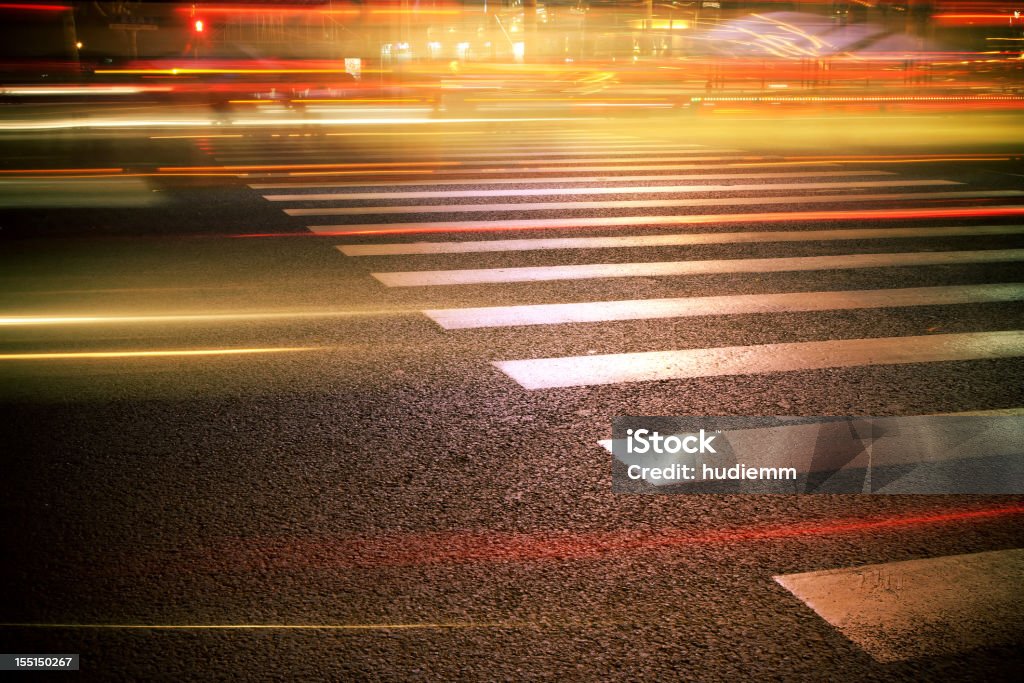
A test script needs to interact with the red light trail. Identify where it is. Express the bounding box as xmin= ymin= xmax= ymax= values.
xmin=135 ymin=504 xmax=1024 ymax=572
